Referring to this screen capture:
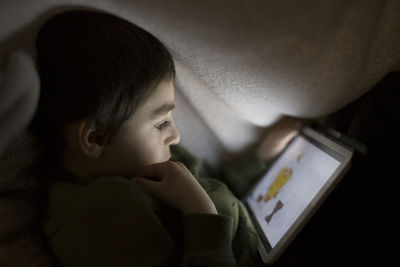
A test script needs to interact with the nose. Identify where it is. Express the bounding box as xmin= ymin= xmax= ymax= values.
xmin=166 ymin=121 xmax=181 ymax=146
